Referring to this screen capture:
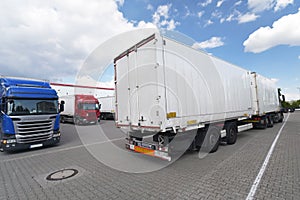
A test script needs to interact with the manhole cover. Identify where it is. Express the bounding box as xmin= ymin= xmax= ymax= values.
xmin=46 ymin=169 xmax=78 ymax=181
